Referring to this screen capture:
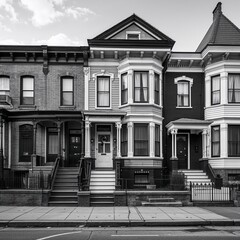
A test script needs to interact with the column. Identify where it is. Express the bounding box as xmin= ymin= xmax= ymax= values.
xmin=149 ymin=70 xmax=154 ymax=104
xmin=160 ymin=124 xmax=163 ymax=158
xmin=128 ymin=70 xmax=133 ymax=104
xmin=127 ymin=122 xmax=133 ymax=157
xmin=205 ymin=76 xmax=211 ymax=108
xmin=84 ymin=117 xmax=91 ymax=158
xmin=202 ymin=129 xmax=208 ymax=159
xmin=31 ymin=121 xmax=37 ymax=167
xmin=159 ymin=73 xmax=163 ymax=107
xmin=57 ymin=121 xmax=61 ymax=158
xmin=84 ymin=67 xmax=90 ymax=110
xmin=170 ymin=129 xmax=178 ymax=159
xmin=149 ymin=122 xmax=155 ymax=157
xmin=220 ymin=123 xmax=228 ymax=158
xmin=220 ymin=72 xmax=228 ymax=105
xmin=116 ymin=122 xmax=122 ymax=158
xmin=0 ymin=117 xmax=4 ymax=188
